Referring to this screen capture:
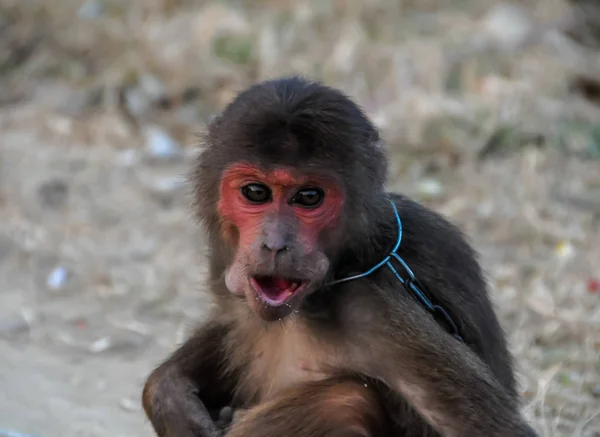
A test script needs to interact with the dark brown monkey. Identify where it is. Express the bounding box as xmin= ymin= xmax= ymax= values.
xmin=142 ymin=76 xmax=538 ymax=437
